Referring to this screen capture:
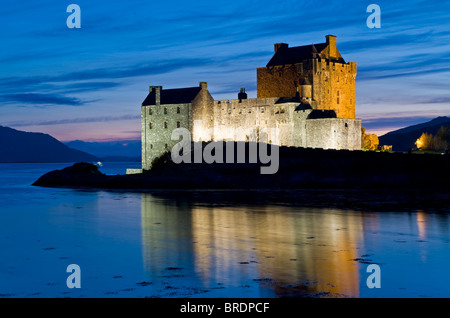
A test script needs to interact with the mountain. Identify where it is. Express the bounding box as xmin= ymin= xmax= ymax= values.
xmin=65 ymin=140 xmax=141 ymax=162
xmin=379 ymin=116 xmax=450 ymax=151
xmin=0 ymin=126 xmax=99 ymax=163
